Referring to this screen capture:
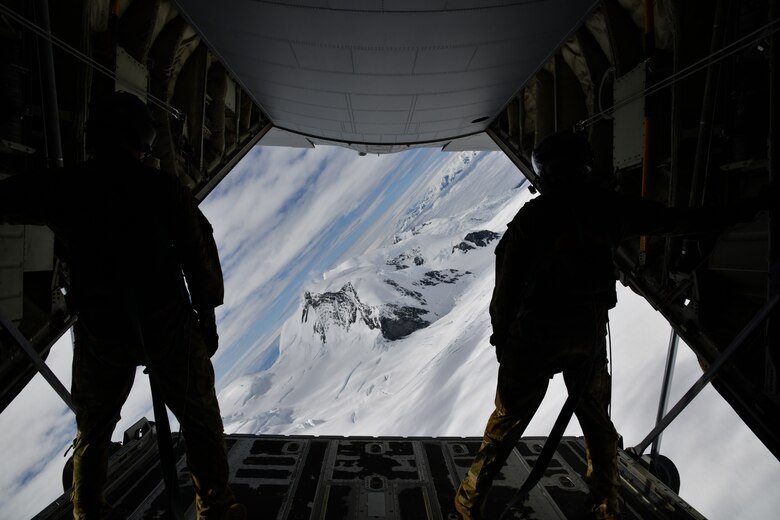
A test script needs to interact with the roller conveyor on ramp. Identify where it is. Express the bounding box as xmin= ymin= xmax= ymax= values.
xmin=35 ymin=419 xmax=704 ymax=520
